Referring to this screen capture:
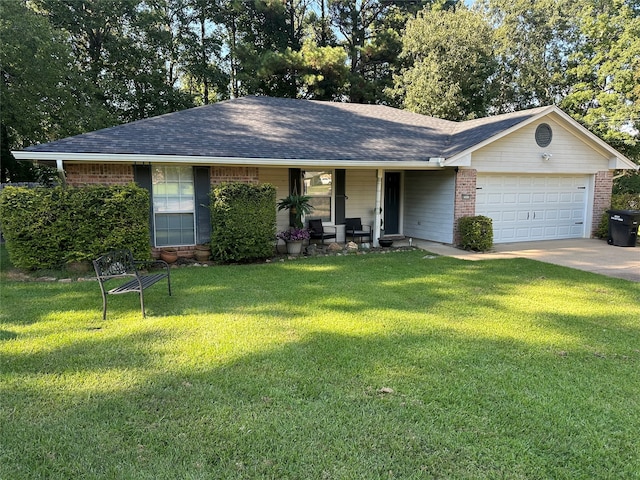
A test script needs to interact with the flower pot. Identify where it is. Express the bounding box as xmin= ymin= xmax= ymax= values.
xmin=160 ymin=248 xmax=178 ymax=264
xmin=194 ymin=245 xmax=210 ymax=262
xmin=378 ymin=239 xmax=393 ymax=248
xmin=286 ymin=240 xmax=304 ymax=255
xmin=66 ymin=260 xmax=92 ymax=274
